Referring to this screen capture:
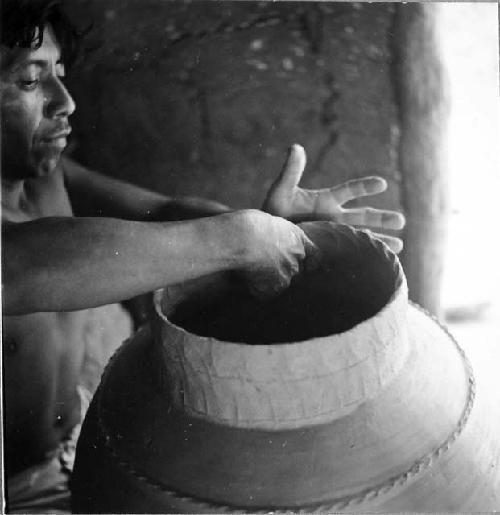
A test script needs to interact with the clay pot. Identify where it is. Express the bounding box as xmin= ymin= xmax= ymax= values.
xmin=72 ymin=223 xmax=500 ymax=513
